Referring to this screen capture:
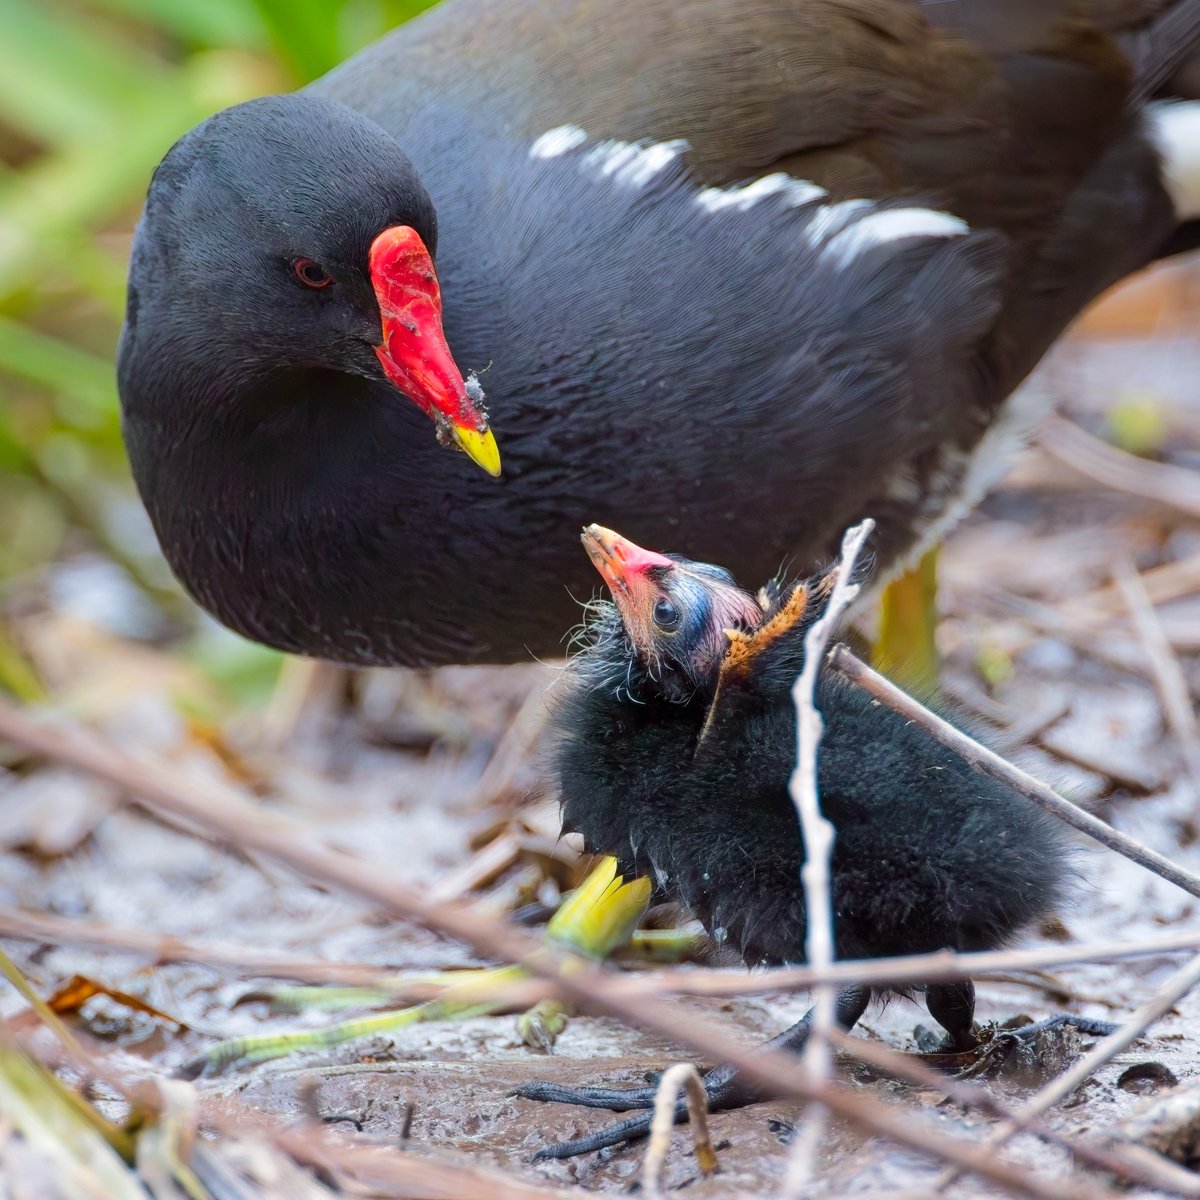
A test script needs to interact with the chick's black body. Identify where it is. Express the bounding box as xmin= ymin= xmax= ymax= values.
xmin=519 ymin=528 xmax=1097 ymax=1159
xmin=555 ymin=611 xmax=1066 ymax=973
xmin=556 ymin=624 xmax=1065 ymax=969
